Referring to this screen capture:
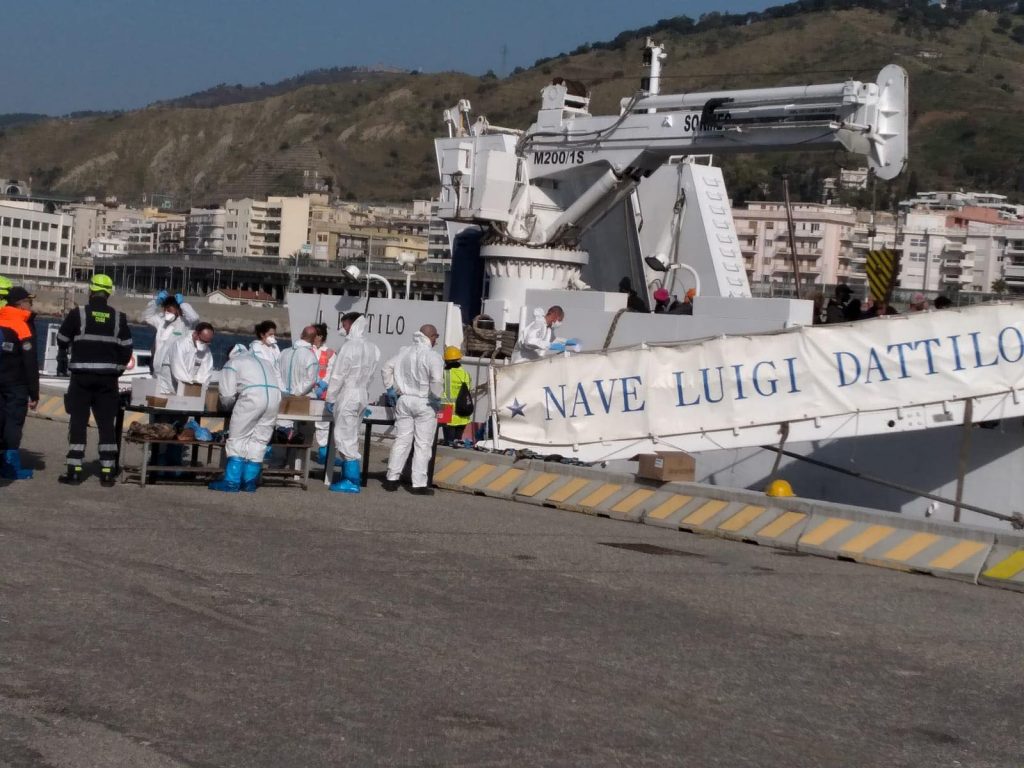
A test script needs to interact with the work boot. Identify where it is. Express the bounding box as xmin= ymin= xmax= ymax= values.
xmin=99 ymin=467 xmax=117 ymax=488
xmin=329 ymin=459 xmax=362 ymax=494
xmin=209 ymin=456 xmax=244 ymax=493
xmin=240 ymin=460 xmax=262 ymax=492
xmin=408 ymin=486 xmax=434 ymax=496
xmin=381 ymin=478 xmax=400 ymax=492
xmin=0 ymin=449 xmax=33 ymax=480
xmin=58 ymin=466 xmax=83 ymax=485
